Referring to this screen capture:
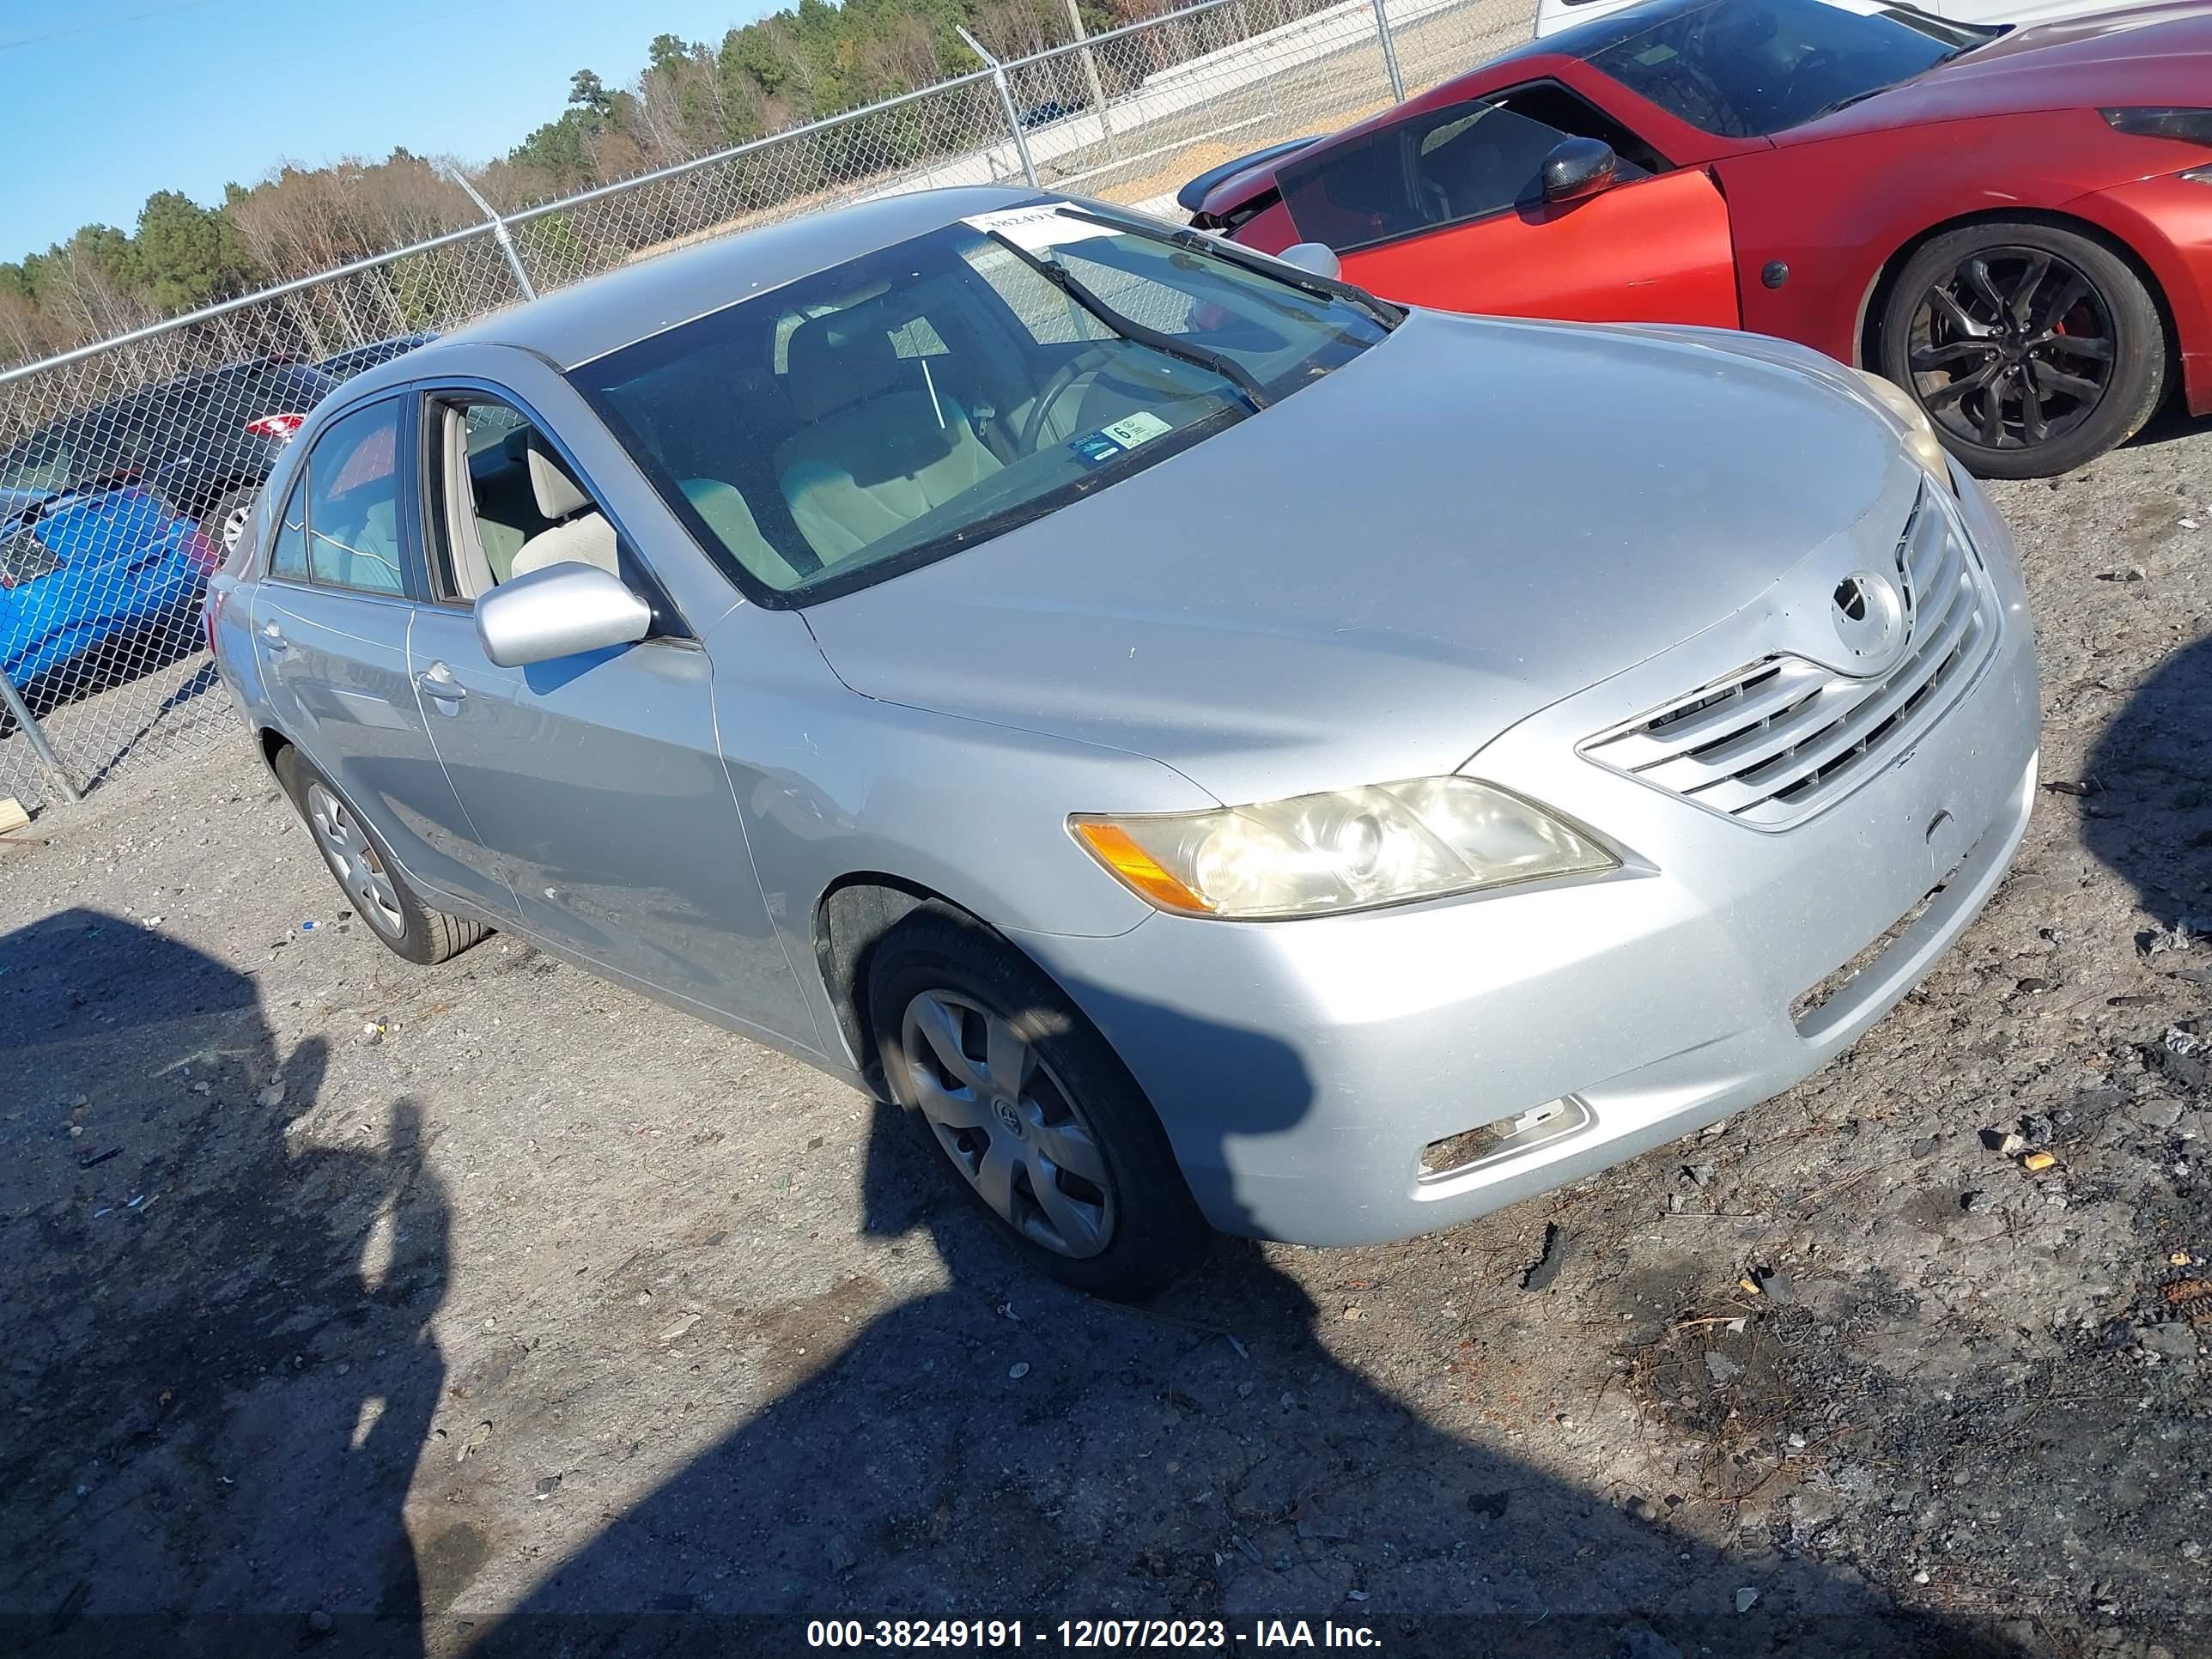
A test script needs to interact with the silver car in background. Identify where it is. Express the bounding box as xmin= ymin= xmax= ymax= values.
xmin=205 ymin=185 xmax=2039 ymax=1298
